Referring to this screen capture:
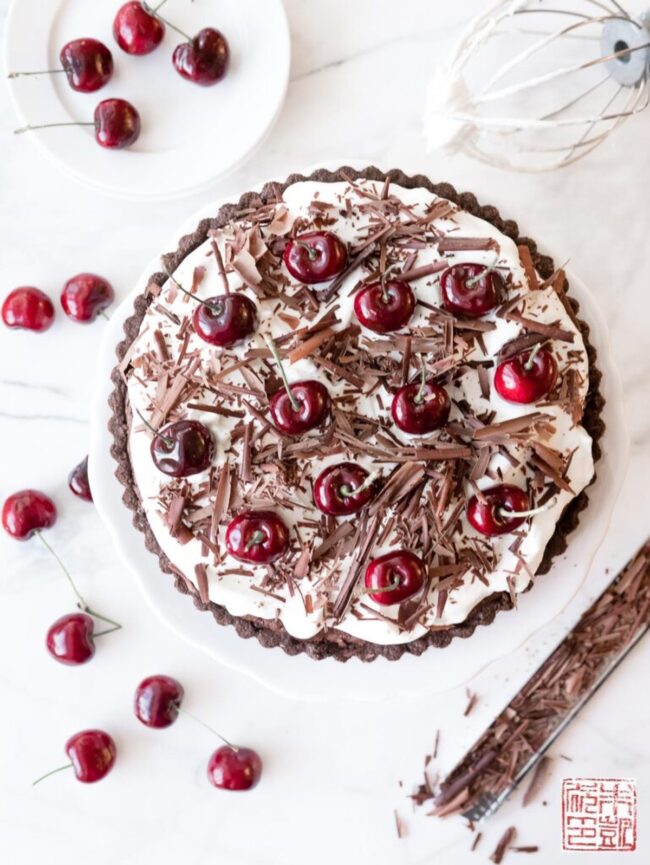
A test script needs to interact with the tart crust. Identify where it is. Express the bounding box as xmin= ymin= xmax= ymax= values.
xmin=108 ymin=166 xmax=605 ymax=662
